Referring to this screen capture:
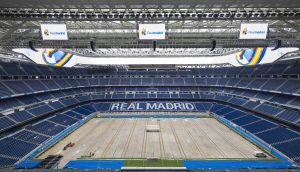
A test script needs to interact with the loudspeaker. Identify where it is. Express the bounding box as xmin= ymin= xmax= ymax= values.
xmin=272 ymin=40 xmax=281 ymax=51
xmin=210 ymin=40 xmax=216 ymax=51
xmin=153 ymin=41 xmax=156 ymax=51
xmin=29 ymin=41 xmax=38 ymax=52
xmin=90 ymin=41 xmax=96 ymax=52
